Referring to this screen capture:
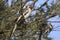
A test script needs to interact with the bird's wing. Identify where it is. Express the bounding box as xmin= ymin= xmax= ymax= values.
xmin=16 ymin=9 xmax=29 ymax=23
xmin=16 ymin=15 xmax=22 ymax=23
xmin=12 ymin=24 xmax=17 ymax=34
xmin=23 ymin=10 xmax=29 ymax=16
